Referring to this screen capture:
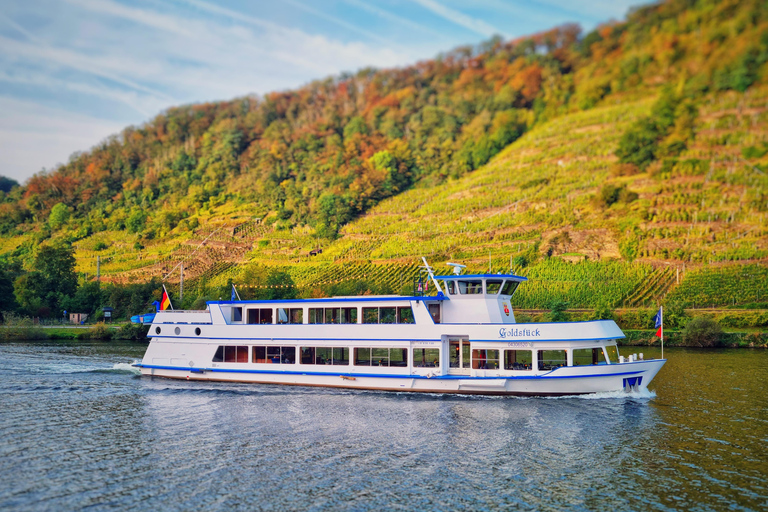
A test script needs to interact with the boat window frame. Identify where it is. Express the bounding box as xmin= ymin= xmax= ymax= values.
xmin=485 ymin=279 xmax=503 ymax=295
xmin=538 ymin=349 xmax=567 ymax=371
xmin=500 ymin=281 xmax=519 ymax=296
xmin=573 ymin=347 xmax=607 ymax=366
xmin=457 ymin=280 xmax=483 ymax=294
xmin=471 ymin=348 xmax=499 ymax=369
xmin=413 ymin=348 xmax=440 ymax=368
xmin=603 ymin=344 xmax=619 ymax=364
xmin=247 ymin=308 xmax=273 ymax=325
xmin=354 ymin=347 xmax=409 ymax=367
xmin=213 ymin=345 xmax=249 ymax=363
xmin=503 ymin=349 xmax=532 ymax=370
